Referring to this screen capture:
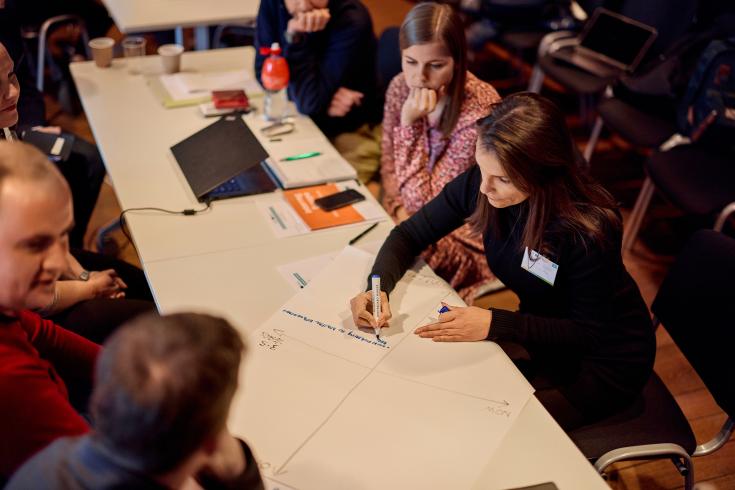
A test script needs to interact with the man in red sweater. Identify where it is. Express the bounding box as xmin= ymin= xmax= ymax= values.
xmin=0 ymin=141 xmax=99 ymax=481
